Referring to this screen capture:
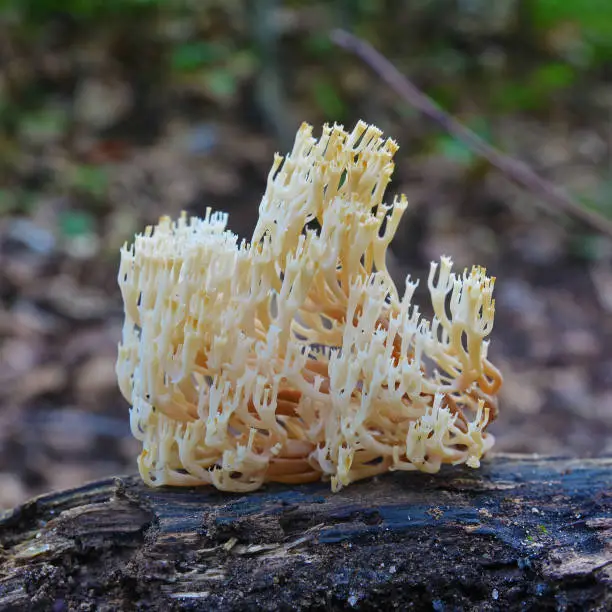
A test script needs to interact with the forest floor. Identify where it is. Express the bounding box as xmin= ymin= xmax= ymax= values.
xmin=1 ymin=5 xmax=612 ymax=508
